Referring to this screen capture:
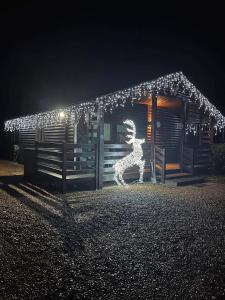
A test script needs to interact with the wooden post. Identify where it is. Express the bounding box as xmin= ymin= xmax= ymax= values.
xmin=222 ymin=127 xmax=225 ymax=144
xmin=34 ymin=141 xmax=38 ymax=175
xmin=180 ymin=101 xmax=187 ymax=171
xmin=191 ymin=148 xmax=194 ymax=175
xmin=162 ymin=148 xmax=166 ymax=184
xmin=95 ymin=143 xmax=99 ymax=190
xmin=62 ymin=141 xmax=67 ymax=193
xmin=96 ymin=106 xmax=104 ymax=189
xmin=64 ymin=114 xmax=70 ymax=143
xmin=73 ymin=123 xmax=78 ymax=170
xmin=111 ymin=123 xmax=117 ymax=143
xmin=151 ymin=93 xmax=157 ymax=182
